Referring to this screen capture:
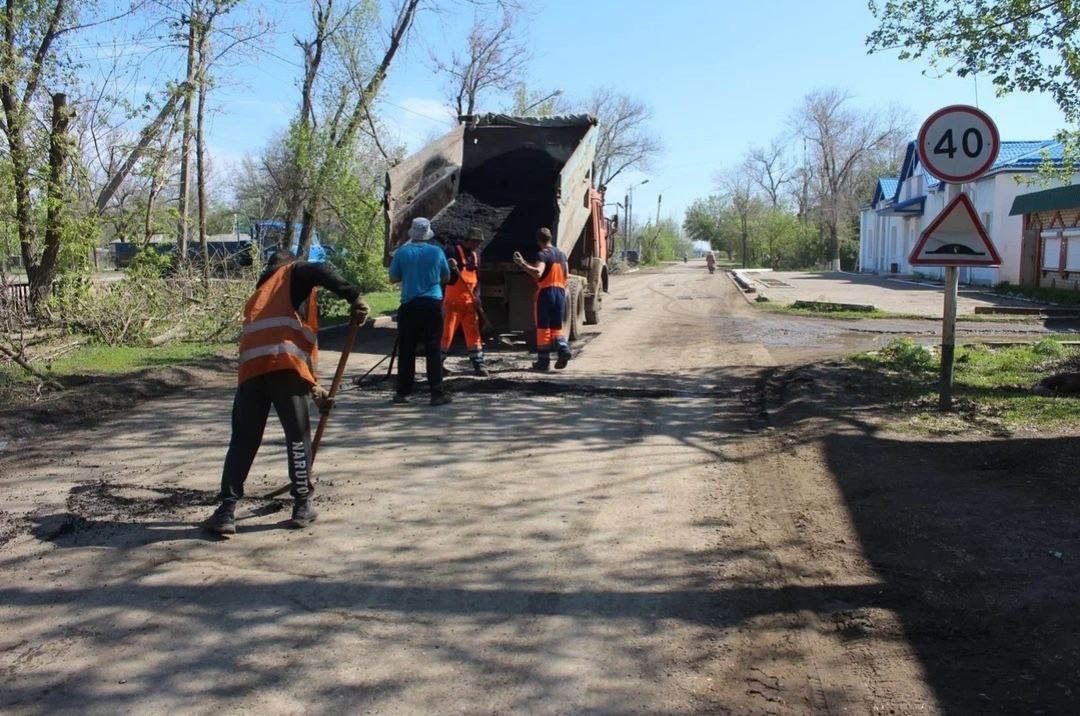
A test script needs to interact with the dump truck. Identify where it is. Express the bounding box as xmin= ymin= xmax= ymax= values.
xmin=383 ymin=114 xmax=613 ymax=340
